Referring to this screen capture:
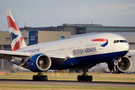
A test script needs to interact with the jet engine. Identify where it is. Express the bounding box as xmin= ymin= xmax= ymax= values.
xmin=27 ymin=53 xmax=51 ymax=72
xmin=108 ymin=57 xmax=132 ymax=73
